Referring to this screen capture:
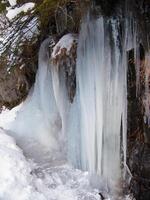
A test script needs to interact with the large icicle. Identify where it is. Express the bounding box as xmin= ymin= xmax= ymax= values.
xmin=70 ymin=15 xmax=128 ymax=194
xmin=4 ymin=39 xmax=67 ymax=166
